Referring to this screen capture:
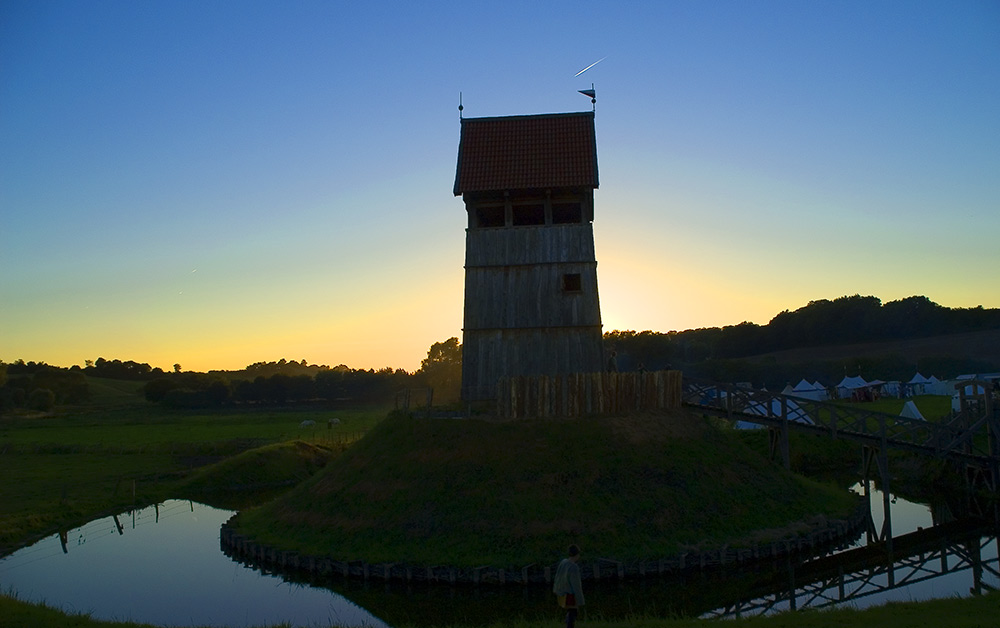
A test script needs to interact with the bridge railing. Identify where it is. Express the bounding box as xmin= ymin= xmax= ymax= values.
xmin=704 ymin=521 xmax=999 ymax=619
xmin=682 ymin=378 xmax=993 ymax=462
